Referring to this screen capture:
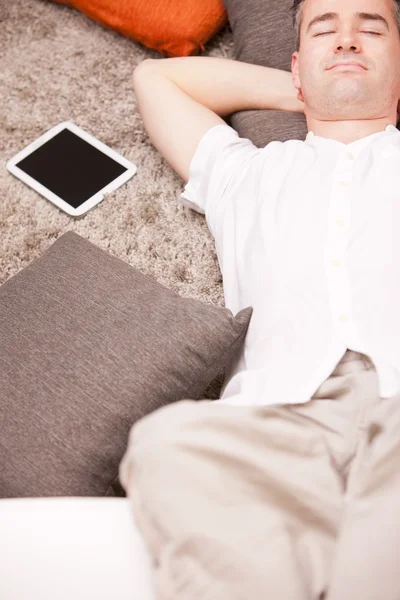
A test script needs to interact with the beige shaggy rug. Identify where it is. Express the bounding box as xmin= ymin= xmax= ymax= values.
xmin=1 ymin=0 xmax=235 ymax=312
